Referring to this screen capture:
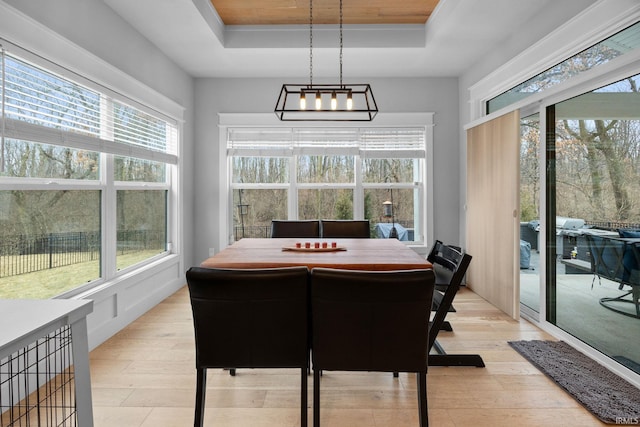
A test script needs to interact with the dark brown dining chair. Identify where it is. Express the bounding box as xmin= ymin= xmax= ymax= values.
xmin=310 ymin=267 xmax=435 ymax=427
xmin=270 ymin=220 xmax=320 ymax=238
xmin=186 ymin=266 xmax=309 ymax=427
xmin=320 ymin=219 xmax=370 ymax=238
